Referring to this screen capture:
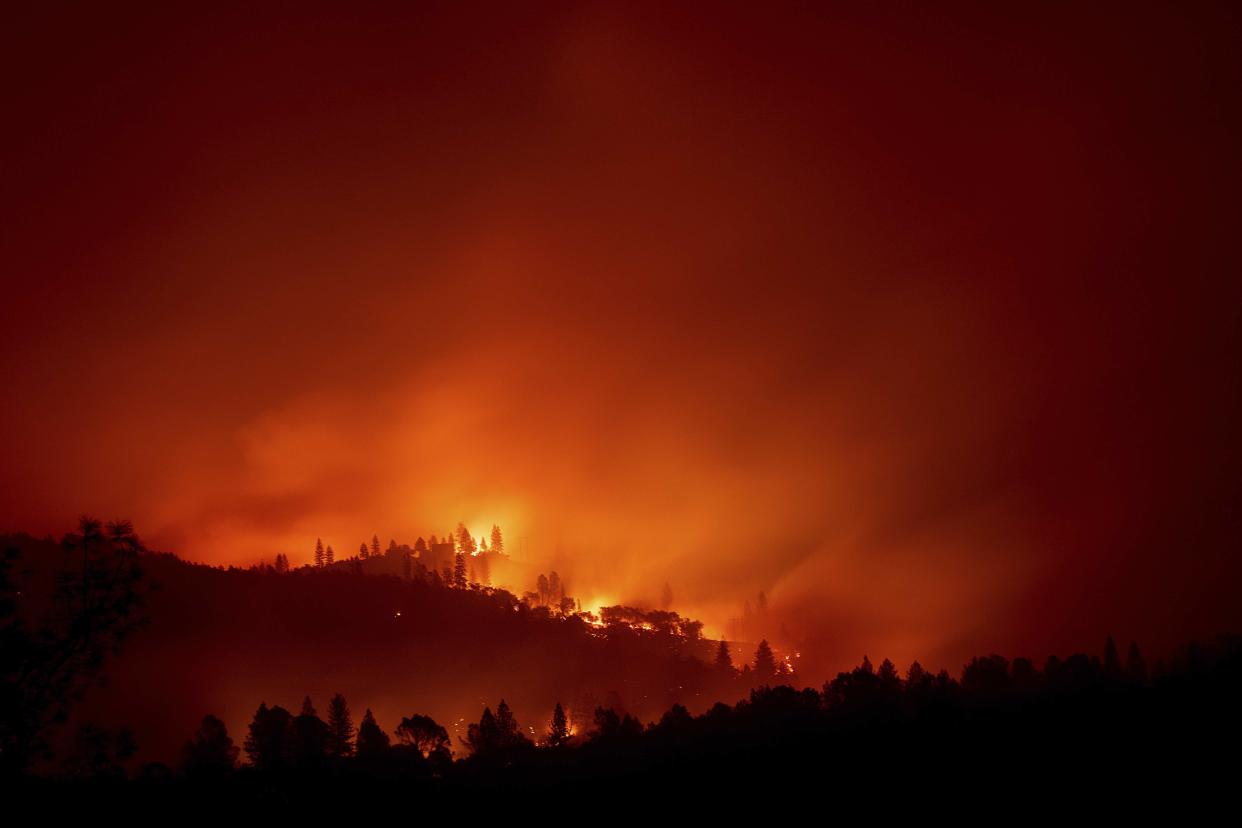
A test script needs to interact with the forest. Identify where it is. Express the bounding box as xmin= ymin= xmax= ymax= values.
xmin=3 ymin=520 xmax=1239 ymax=813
